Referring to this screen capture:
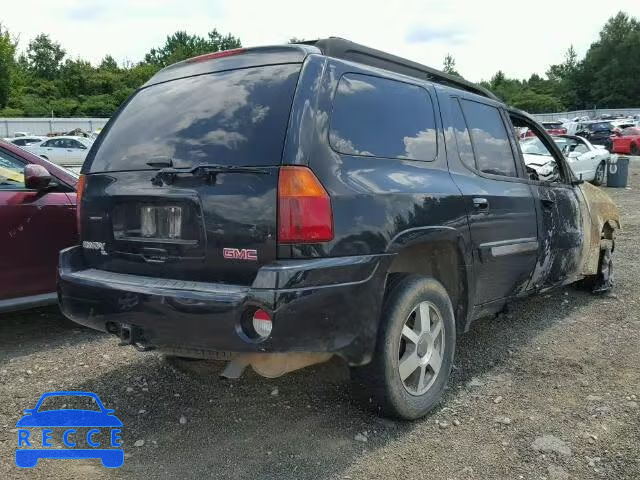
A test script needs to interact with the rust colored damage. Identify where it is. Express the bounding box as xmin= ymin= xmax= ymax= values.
xmin=578 ymin=182 xmax=621 ymax=276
